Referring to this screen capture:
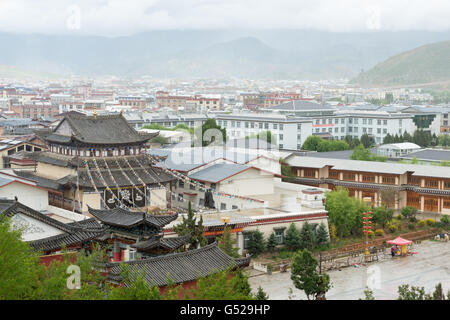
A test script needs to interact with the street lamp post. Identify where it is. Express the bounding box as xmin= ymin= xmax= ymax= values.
xmin=362 ymin=197 xmax=373 ymax=259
